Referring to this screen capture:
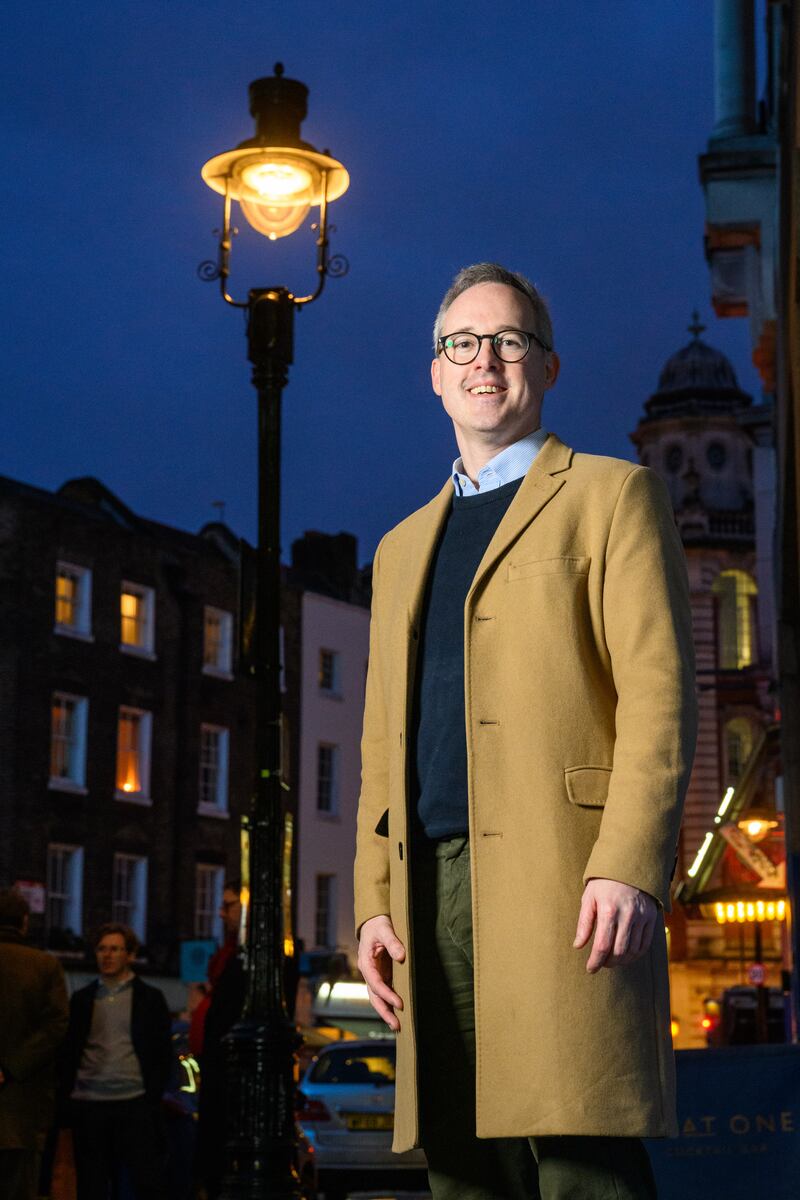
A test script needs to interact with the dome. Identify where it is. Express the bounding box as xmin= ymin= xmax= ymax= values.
xmin=642 ymin=314 xmax=752 ymax=421
xmin=657 ymin=338 xmax=740 ymax=393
